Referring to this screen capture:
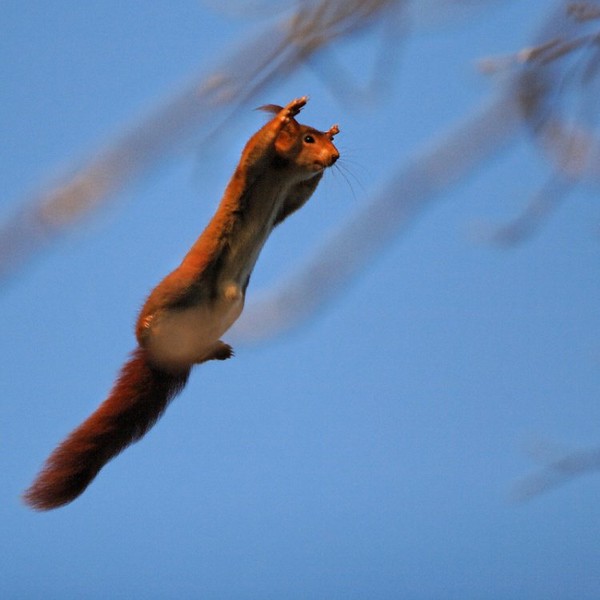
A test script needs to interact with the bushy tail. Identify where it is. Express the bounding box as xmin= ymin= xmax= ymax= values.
xmin=24 ymin=347 xmax=190 ymax=511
